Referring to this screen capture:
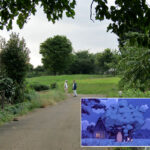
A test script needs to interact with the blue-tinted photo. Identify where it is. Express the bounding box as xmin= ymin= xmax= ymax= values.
xmin=81 ymin=98 xmax=150 ymax=146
